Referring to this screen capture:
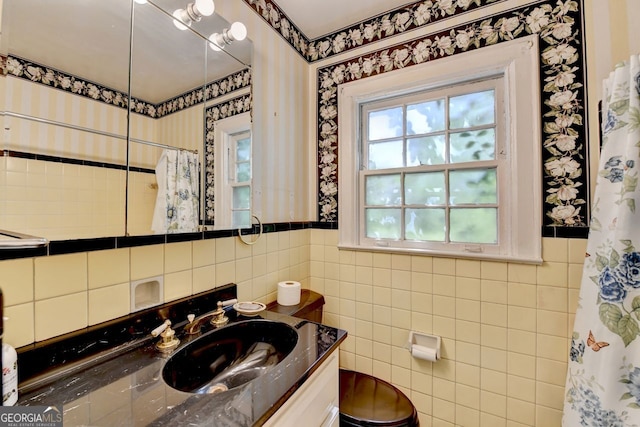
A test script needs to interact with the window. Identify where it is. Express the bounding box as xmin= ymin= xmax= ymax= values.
xmin=229 ymin=130 xmax=252 ymax=227
xmin=214 ymin=112 xmax=252 ymax=229
xmin=338 ymin=36 xmax=542 ymax=263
